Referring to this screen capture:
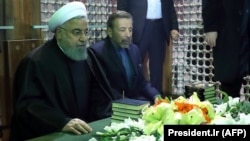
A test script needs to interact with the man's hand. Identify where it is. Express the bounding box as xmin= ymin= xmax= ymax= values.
xmin=204 ymin=32 xmax=218 ymax=47
xmin=171 ymin=30 xmax=179 ymax=40
xmin=154 ymin=95 xmax=162 ymax=104
xmin=62 ymin=118 xmax=92 ymax=135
